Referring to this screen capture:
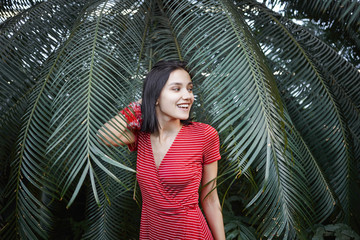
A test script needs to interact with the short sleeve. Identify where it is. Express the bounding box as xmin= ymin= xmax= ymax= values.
xmin=202 ymin=124 xmax=221 ymax=164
